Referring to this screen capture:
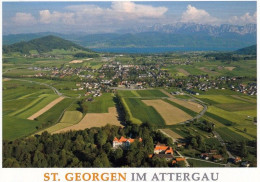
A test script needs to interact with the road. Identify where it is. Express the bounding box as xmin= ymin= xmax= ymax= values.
xmin=159 ymin=129 xmax=190 ymax=167
xmin=5 ymin=77 xmax=63 ymax=96
xmin=213 ymin=131 xmax=234 ymax=159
